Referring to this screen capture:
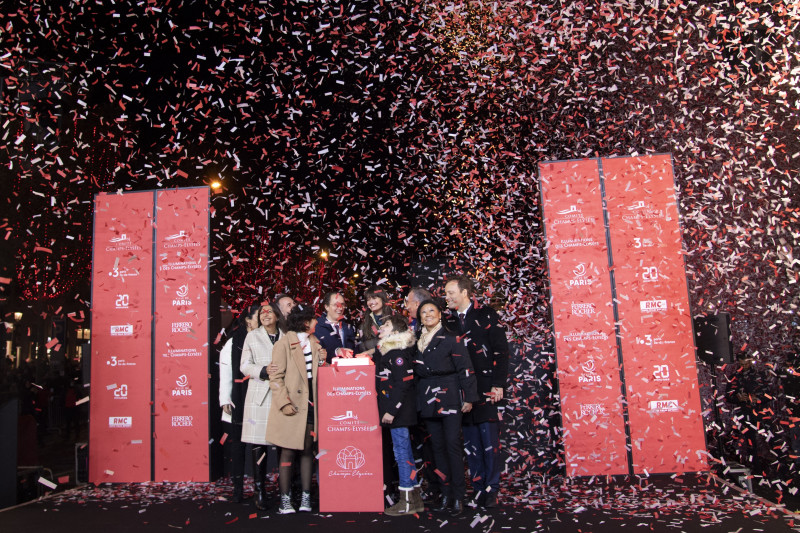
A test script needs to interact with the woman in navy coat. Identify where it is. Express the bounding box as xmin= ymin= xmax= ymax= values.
xmin=413 ymin=299 xmax=478 ymax=517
